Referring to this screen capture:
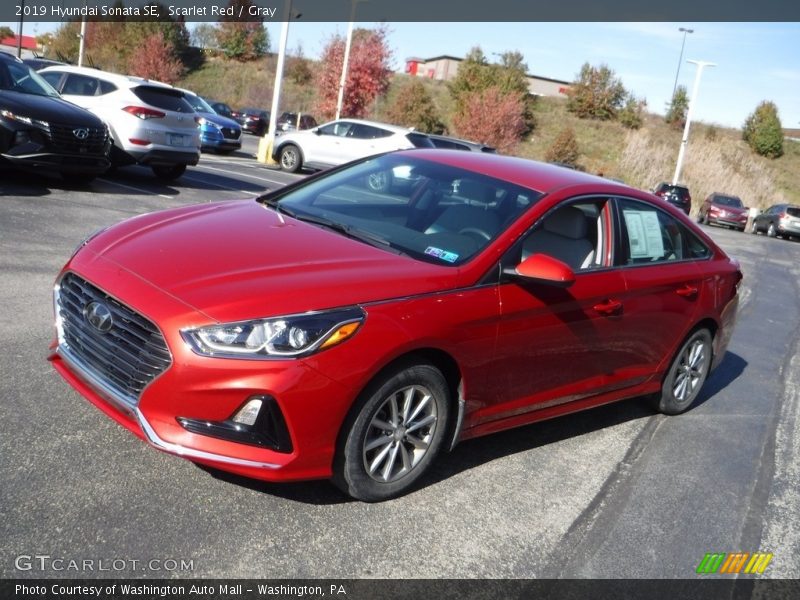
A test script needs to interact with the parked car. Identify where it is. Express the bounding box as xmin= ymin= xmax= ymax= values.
xmin=23 ymin=56 xmax=68 ymax=71
xmin=652 ymin=182 xmax=692 ymax=215
xmin=0 ymin=52 xmax=110 ymax=183
xmin=179 ymin=89 xmax=242 ymax=154
xmin=427 ymin=133 xmax=496 ymax=153
xmin=276 ymin=111 xmax=318 ymax=132
xmin=38 ymin=65 xmax=200 ymax=180
xmin=273 ymin=118 xmax=434 ymax=173
xmin=236 ymin=107 xmax=270 ymax=135
xmin=750 ymin=204 xmax=800 ymax=240
xmin=50 ymin=150 xmax=741 ymax=501
xmin=206 ymin=100 xmax=235 ymax=119
xmin=698 ymin=193 xmax=748 ymax=231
